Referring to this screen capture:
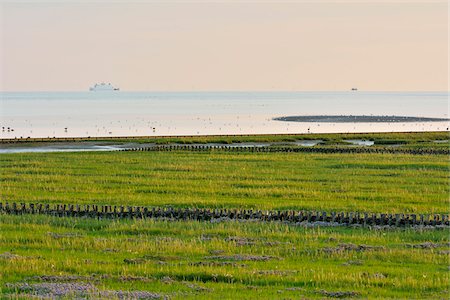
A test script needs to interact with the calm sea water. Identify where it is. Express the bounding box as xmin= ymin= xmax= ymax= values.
xmin=0 ymin=91 xmax=448 ymax=138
